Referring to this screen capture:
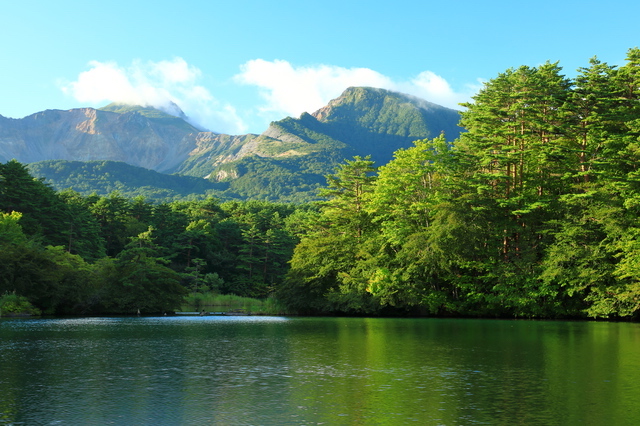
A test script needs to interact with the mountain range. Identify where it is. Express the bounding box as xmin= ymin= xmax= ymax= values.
xmin=0 ymin=87 xmax=463 ymax=202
